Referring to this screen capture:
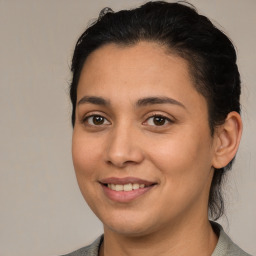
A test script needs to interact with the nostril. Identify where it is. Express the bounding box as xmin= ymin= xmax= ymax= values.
xmin=124 ymin=160 xmax=138 ymax=165
xmin=106 ymin=159 xmax=135 ymax=168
